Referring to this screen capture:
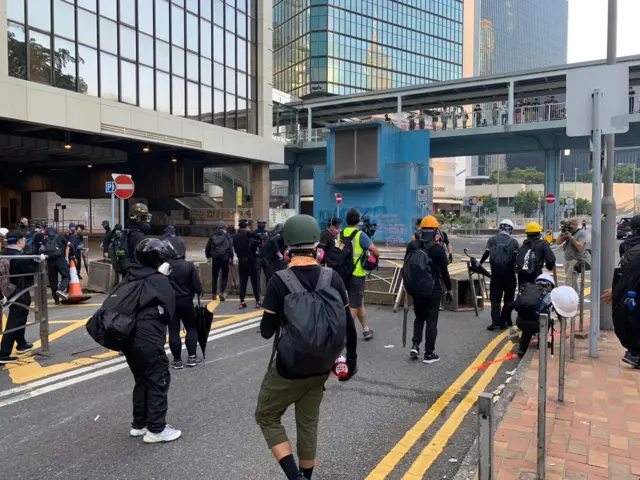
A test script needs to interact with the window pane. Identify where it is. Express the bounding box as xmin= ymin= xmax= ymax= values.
xmin=187 ymin=52 xmax=198 ymax=81
xmin=120 ymin=60 xmax=137 ymax=104
xmin=54 ymin=36 xmax=76 ymax=91
xmin=99 ymin=0 xmax=116 ymax=19
xmin=186 ymin=13 xmax=198 ymax=52
xmin=237 ymin=71 xmax=246 ymax=98
xmin=171 ymin=5 xmax=184 ymax=47
xmin=237 ymin=97 xmax=246 ymax=131
xmin=173 ymin=0 xmax=184 ymax=5
xmin=138 ymin=0 xmax=154 ymax=34
xmin=120 ymin=0 xmax=135 ymax=26
xmin=225 ymin=67 xmax=235 ymax=94
xmin=156 ymin=0 xmax=170 ymax=41
xmin=201 ymin=20 xmax=212 ymax=58
xmin=78 ymin=10 xmax=97 ymax=47
xmin=120 ymin=25 xmax=136 ymax=60
xmin=172 ymin=46 xmax=184 ymax=76
xmin=213 ymin=88 xmax=224 ymax=126
xmin=139 ymin=65 xmax=154 ymax=110
xmin=248 ymin=100 xmax=257 ymax=134
xmin=225 ymin=93 xmax=236 ymax=129
xmin=28 ymin=0 xmax=51 ymax=31
xmin=29 ymin=30 xmax=51 ymax=84
xmin=78 ymin=45 xmax=98 ymax=95
xmin=156 ymin=39 xmax=170 ymax=70
xmin=172 ymin=76 xmax=185 ymax=116
xmin=8 ymin=22 xmax=27 ymax=79
xmin=225 ymin=32 xmax=235 ymax=68
xmin=54 ymin=0 xmax=75 ymax=39
xmin=201 ymin=0 xmax=212 ymax=20
xmin=99 ymin=18 xmax=117 ymax=53
xmin=237 ymin=0 xmax=246 ymax=12
xmin=213 ymin=26 xmax=224 ymax=63
xmin=213 ymin=62 xmax=224 ymax=89
xmin=225 ymin=5 xmax=235 ymax=33
xmin=157 ymin=71 xmax=170 ymax=112
xmin=187 ymin=81 xmax=198 ymax=118
xmin=139 ymin=33 xmax=153 ymax=66
xmin=100 ymin=52 xmax=118 ymax=100
xmin=213 ymin=0 xmax=223 ymax=26
xmin=200 ymin=57 xmax=212 ymax=86
xmin=78 ymin=0 xmax=96 ymax=11
xmin=201 ymin=85 xmax=212 ymax=121
xmin=7 ymin=0 xmax=25 ymax=23
xmin=236 ymin=38 xmax=246 ymax=72
xmin=187 ymin=0 xmax=198 ymax=13
xmin=237 ymin=12 xmax=246 ymax=38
